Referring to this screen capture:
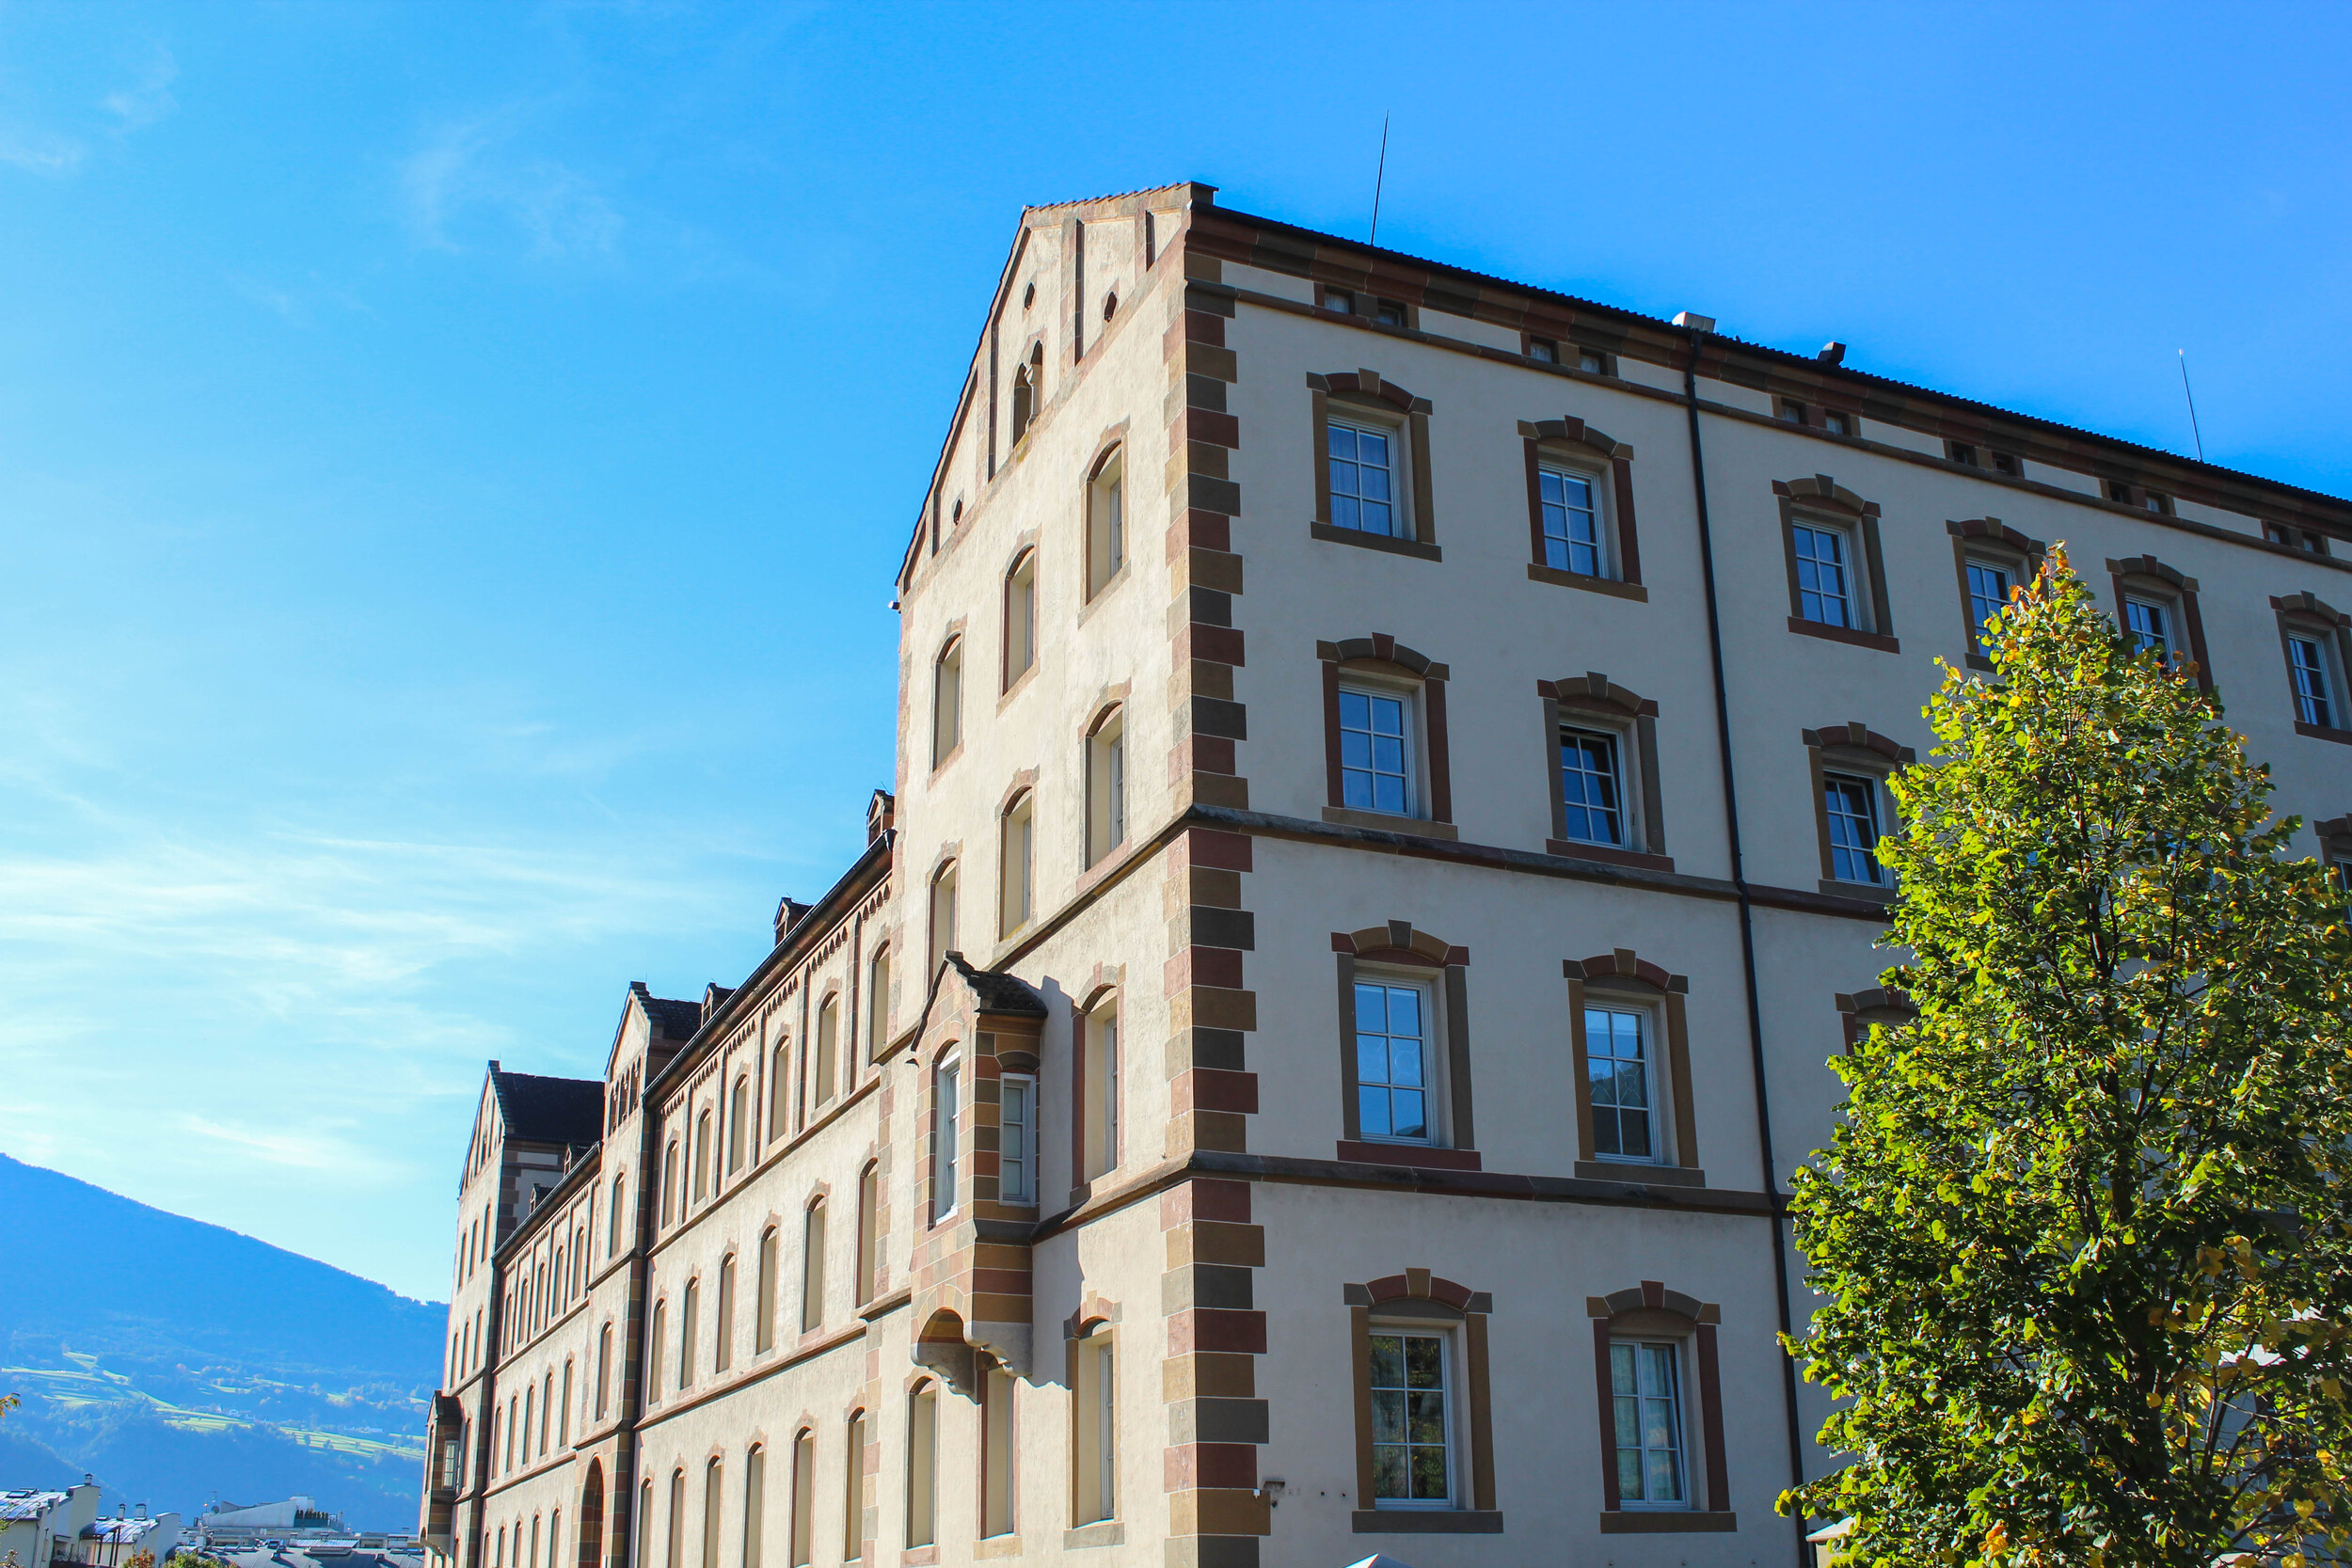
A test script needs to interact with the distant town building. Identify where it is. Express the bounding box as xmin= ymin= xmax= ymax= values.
xmin=2 ymin=1483 xmax=178 ymax=1568
xmin=421 ymin=182 xmax=2352 ymax=1568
